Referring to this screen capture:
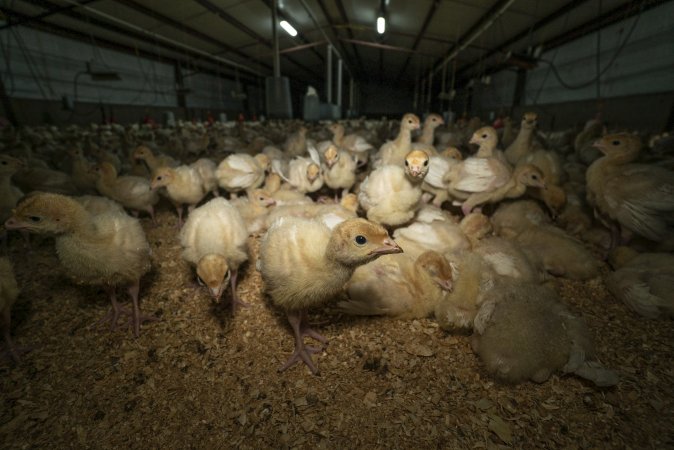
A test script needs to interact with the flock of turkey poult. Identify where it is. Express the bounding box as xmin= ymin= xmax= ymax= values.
xmin=1 ymin=112 xmax=673 ymax=383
